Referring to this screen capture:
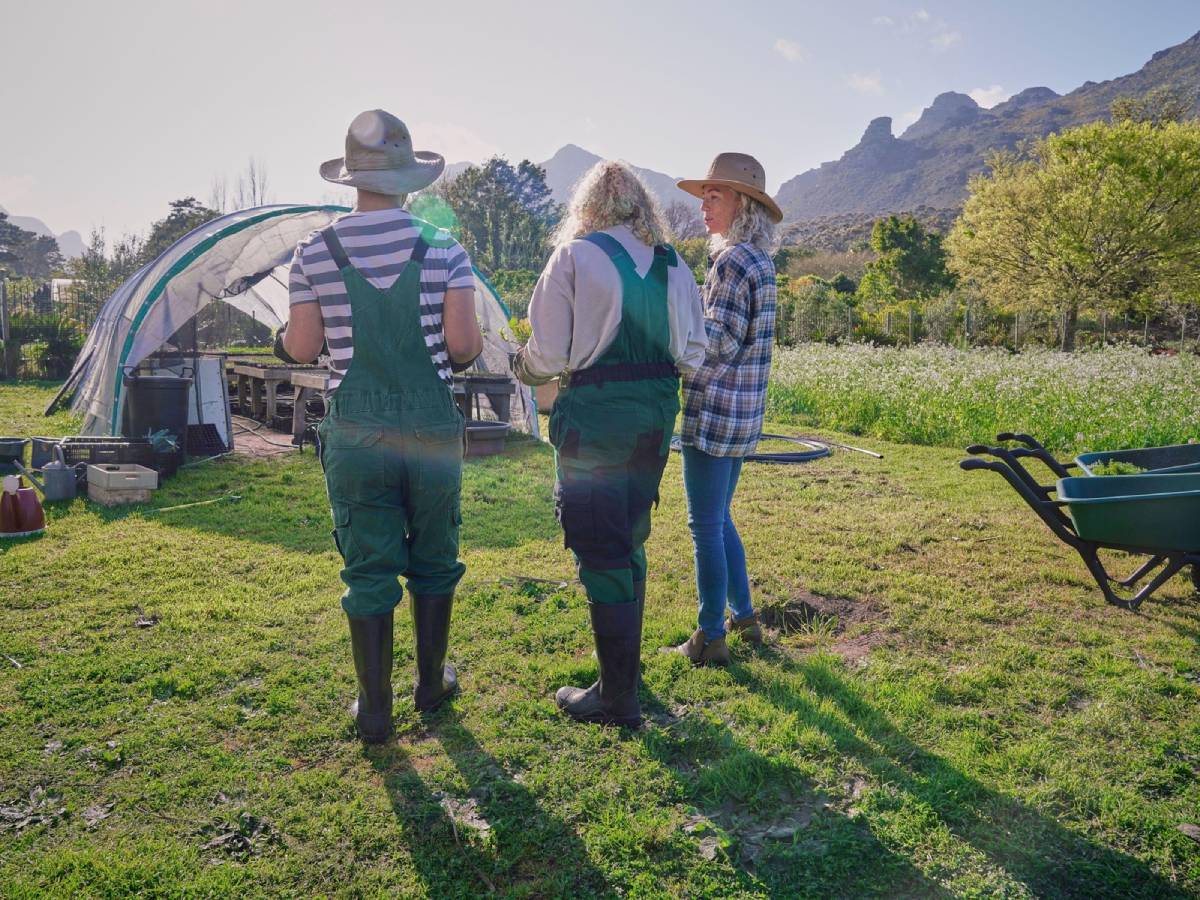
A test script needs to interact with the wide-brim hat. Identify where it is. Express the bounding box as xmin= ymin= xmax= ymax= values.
xmin=677 ymin=152 xmax=783 ymax=223
xmin=320 ymin=110 xmax=445 ymax=195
